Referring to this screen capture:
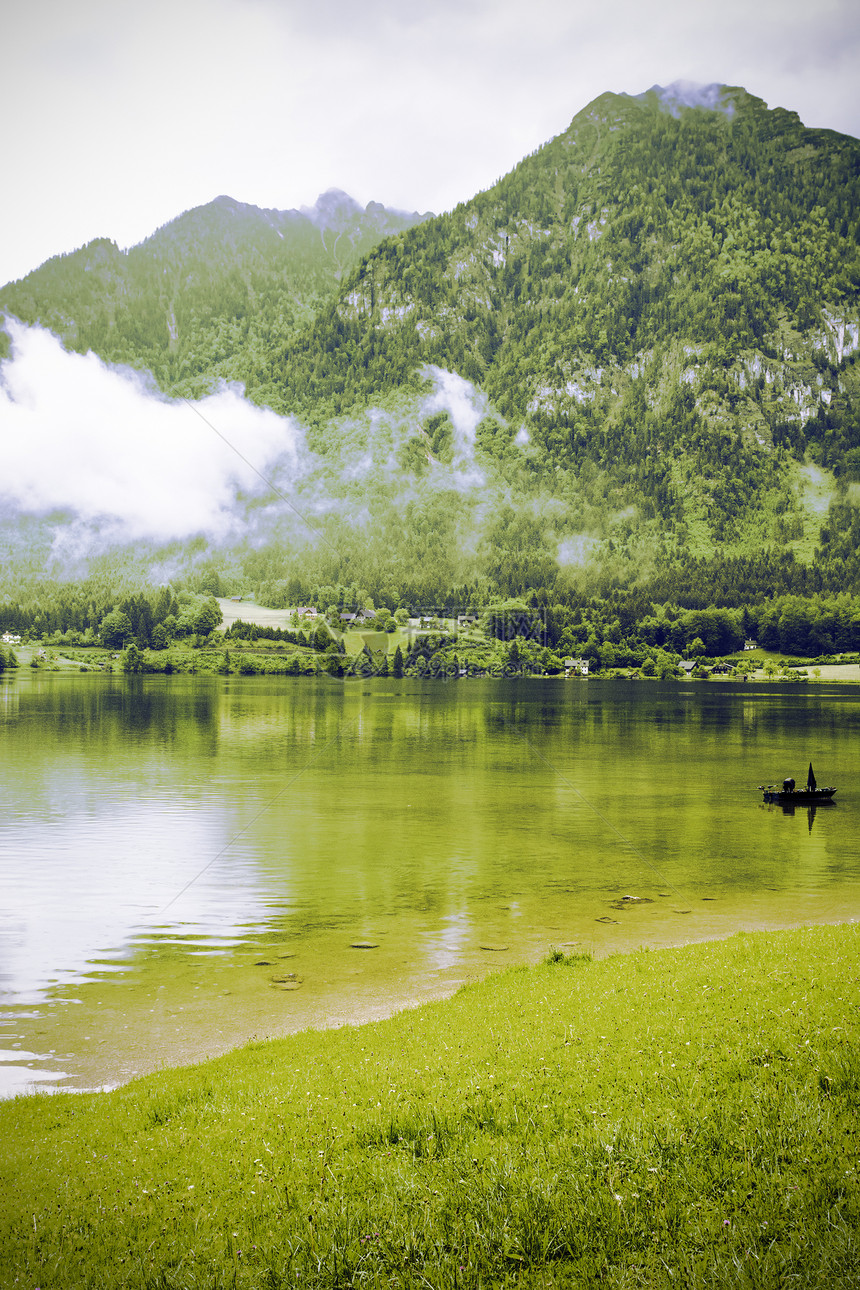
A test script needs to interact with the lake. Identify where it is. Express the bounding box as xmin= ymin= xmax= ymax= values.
xmin=1 ymin=673 xmax=858 ymax=1097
